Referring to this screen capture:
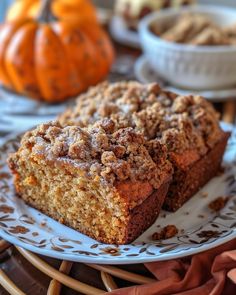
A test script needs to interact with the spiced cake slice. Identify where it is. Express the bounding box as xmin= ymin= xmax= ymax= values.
xmin=8 ymin=120 xmax=172 ymax=244
xmin=59 ymin=81 xmax=230 ymax=211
